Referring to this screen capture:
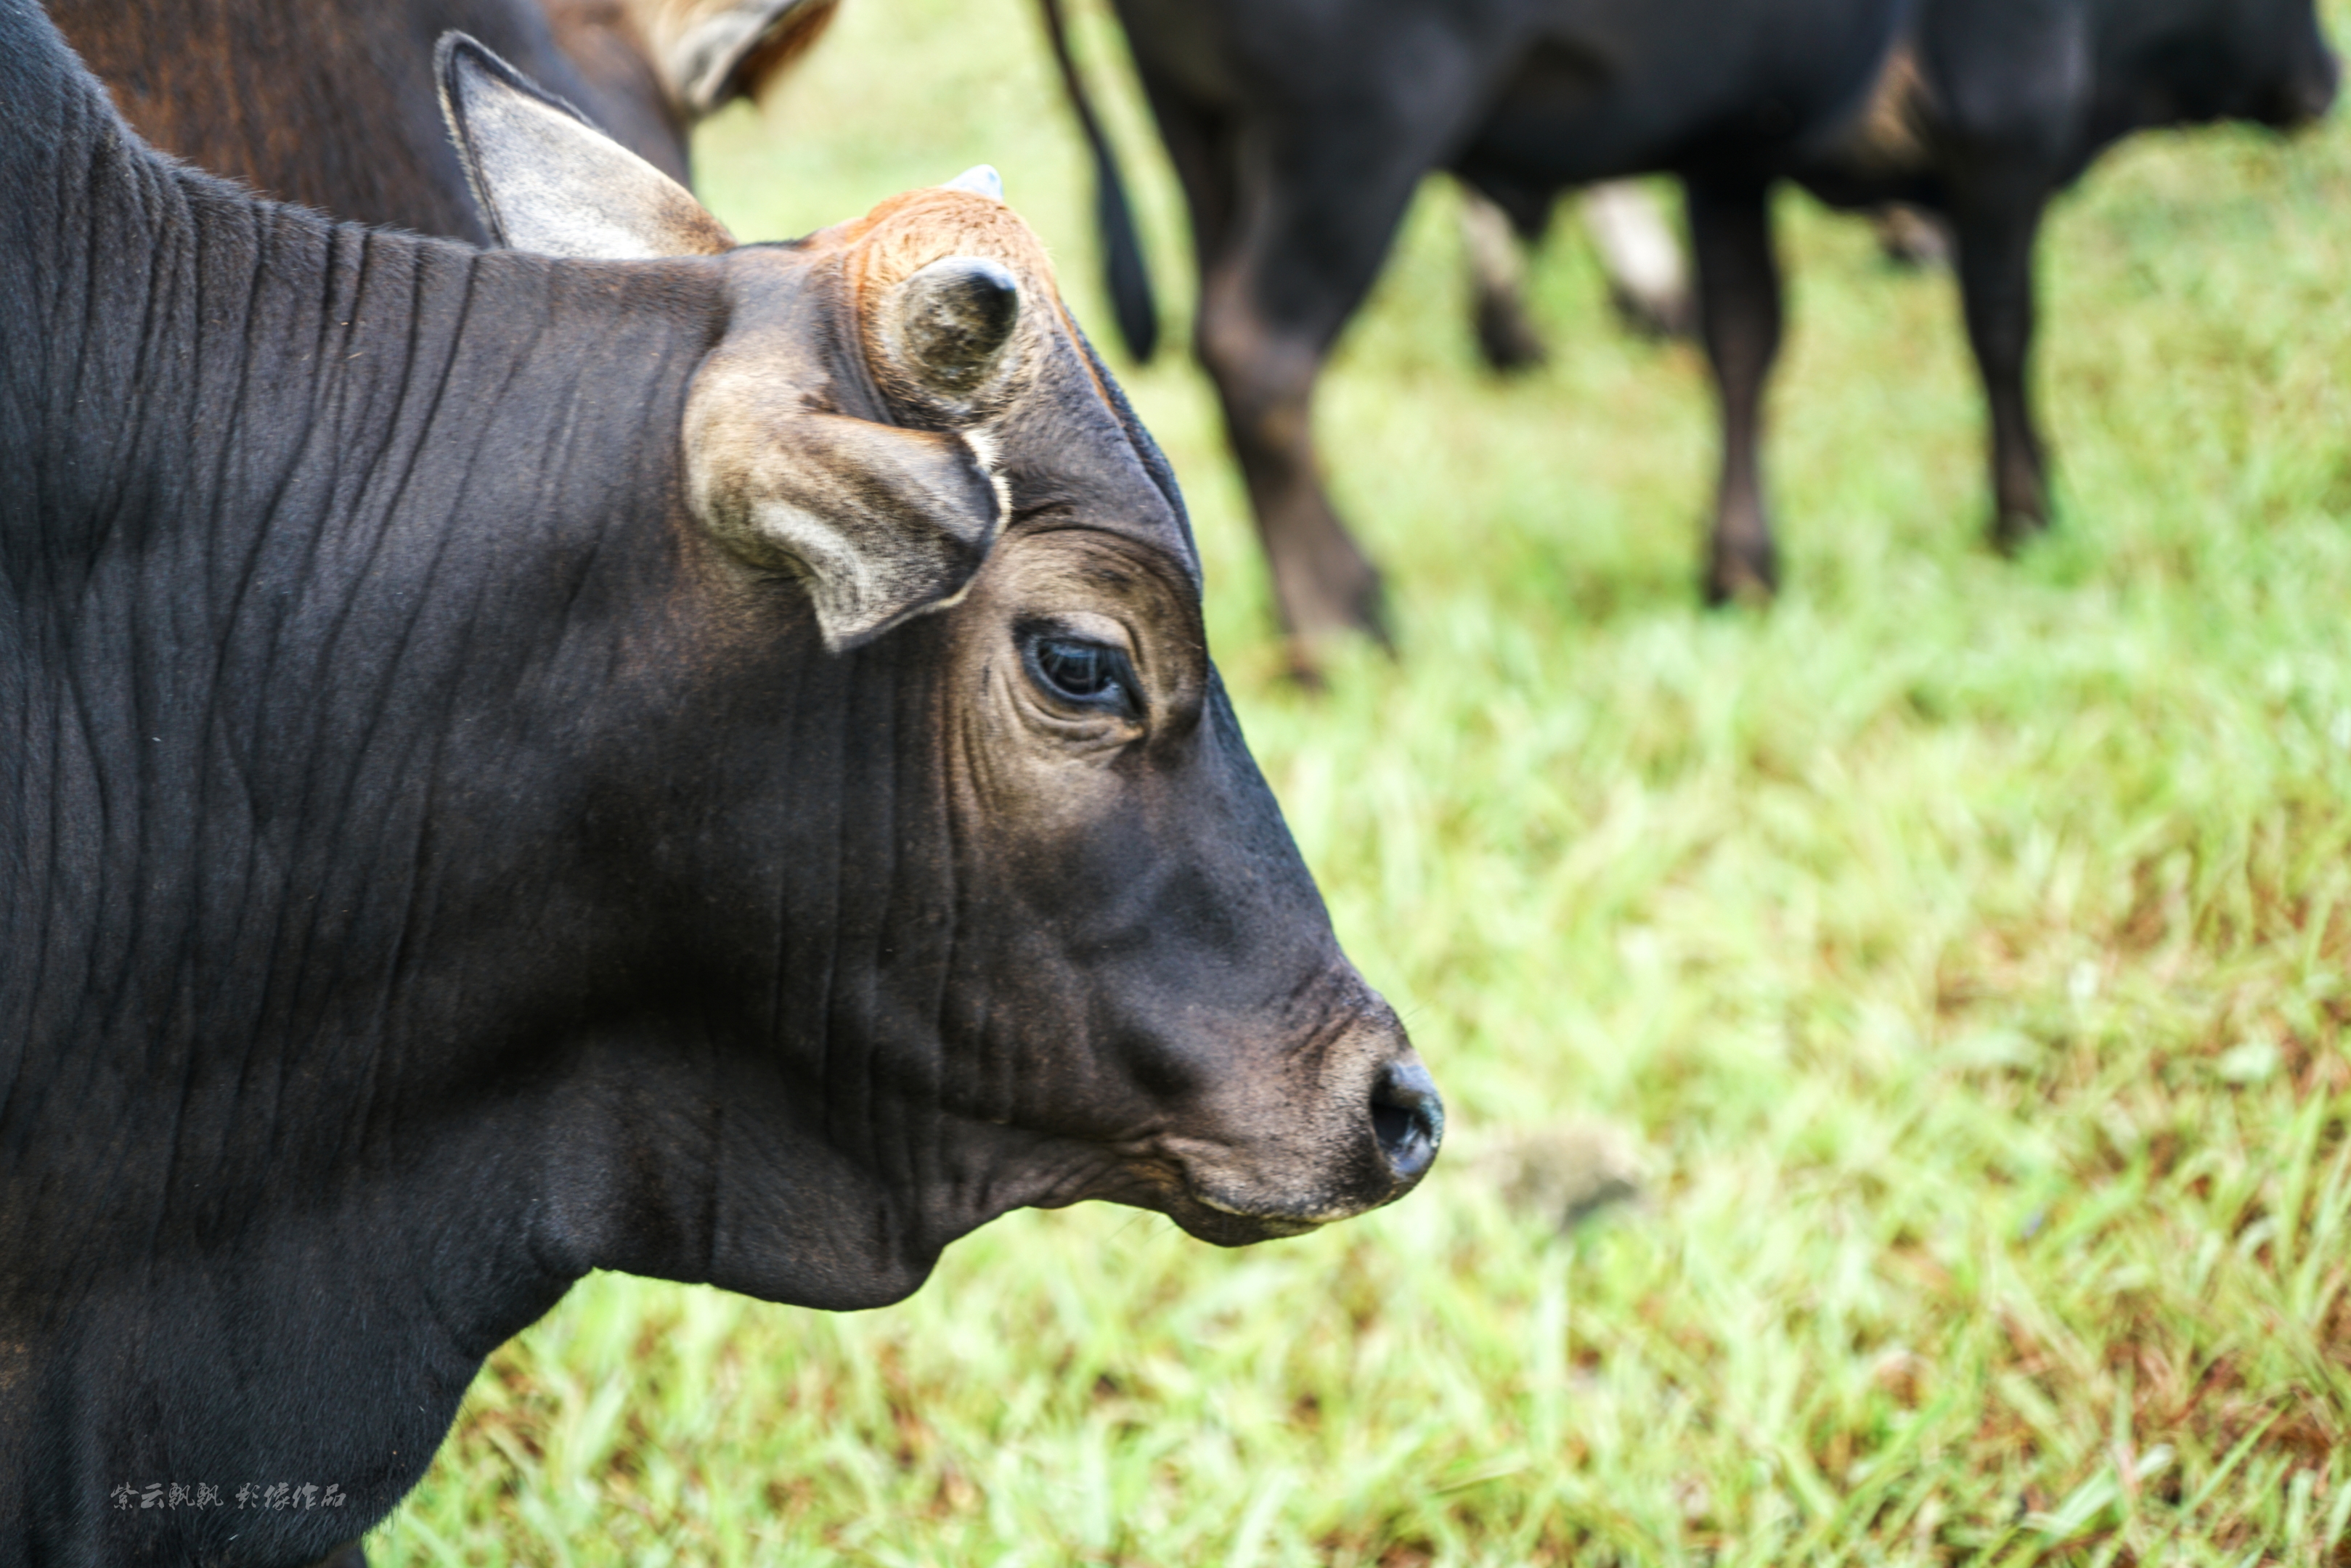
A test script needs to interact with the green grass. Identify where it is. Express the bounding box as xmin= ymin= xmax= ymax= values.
xmin=372 ymin=0 xmax=2351 ymax=1560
